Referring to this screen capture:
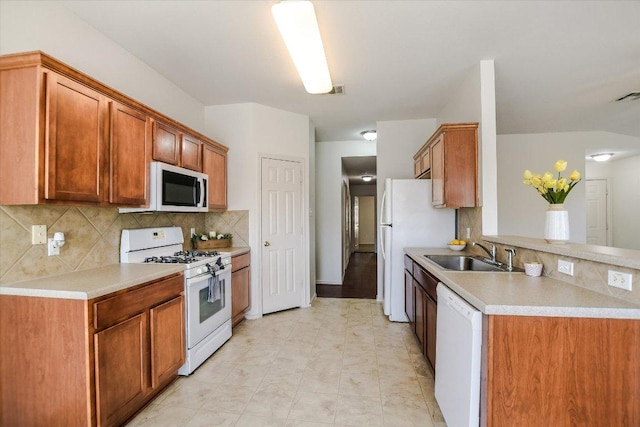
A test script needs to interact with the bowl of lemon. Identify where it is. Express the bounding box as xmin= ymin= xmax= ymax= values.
xmin=448 ymin=239 xmax=467 ymax=251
